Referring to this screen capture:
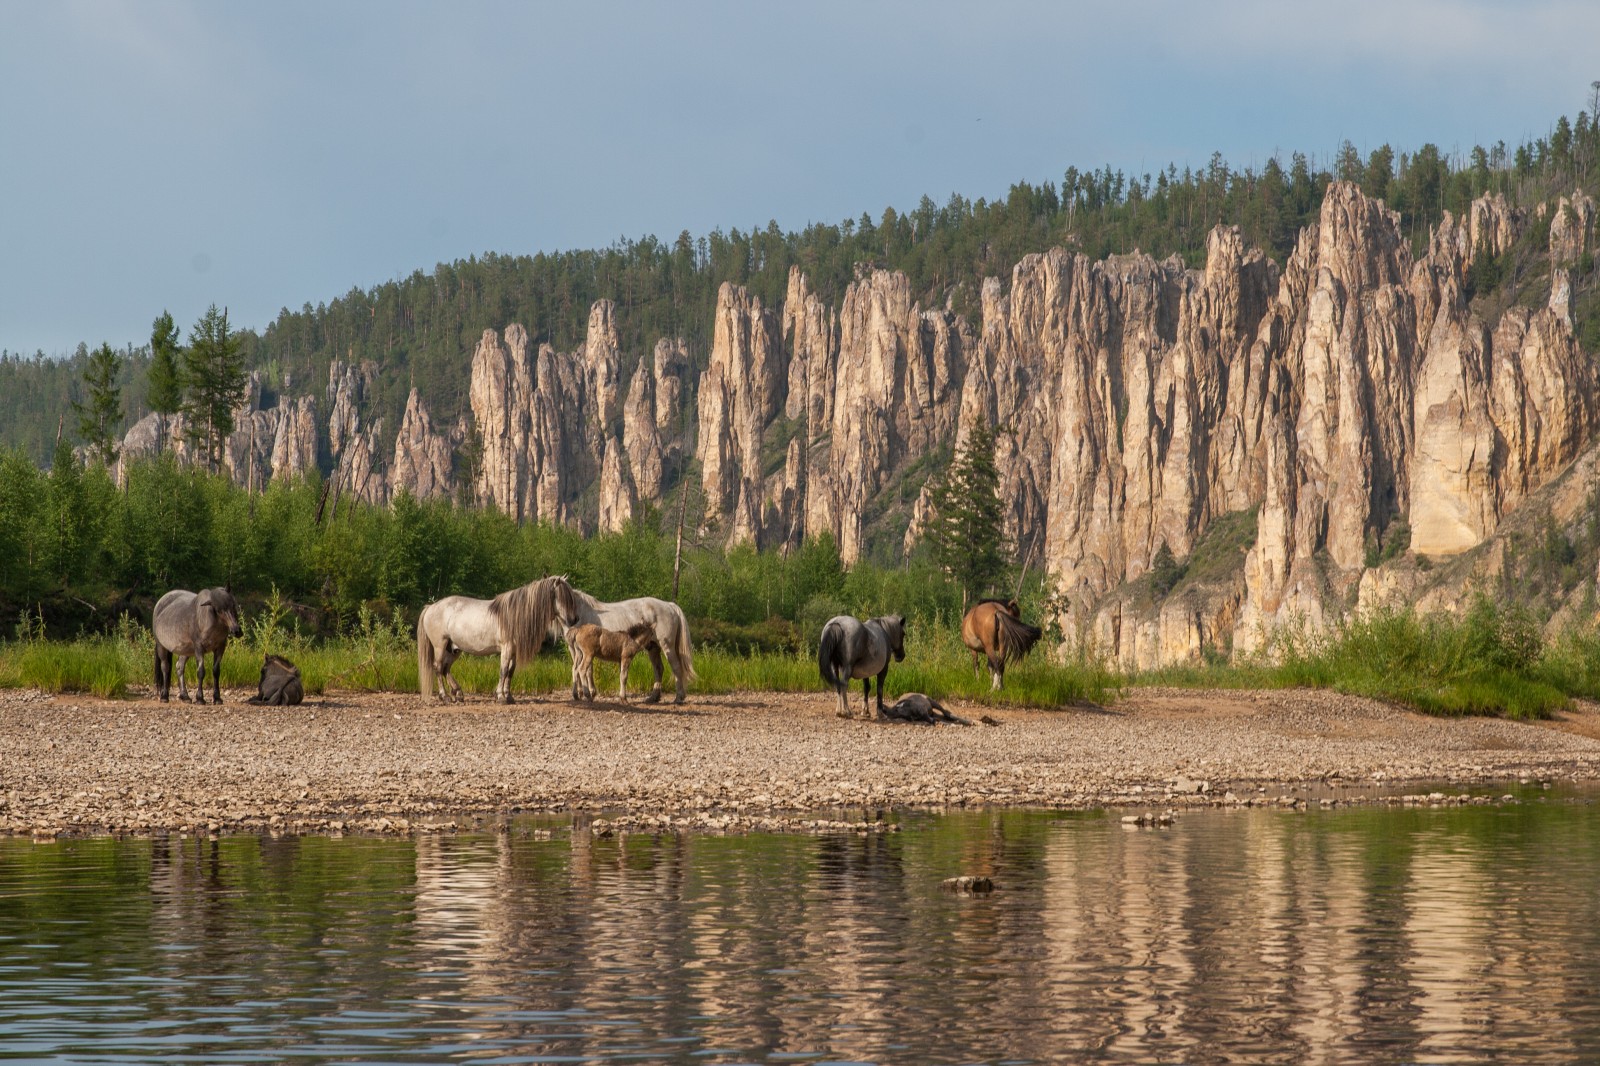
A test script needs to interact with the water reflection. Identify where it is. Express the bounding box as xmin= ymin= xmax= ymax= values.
xmin=3 ymin=798 xmax=1600 ymax=1063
